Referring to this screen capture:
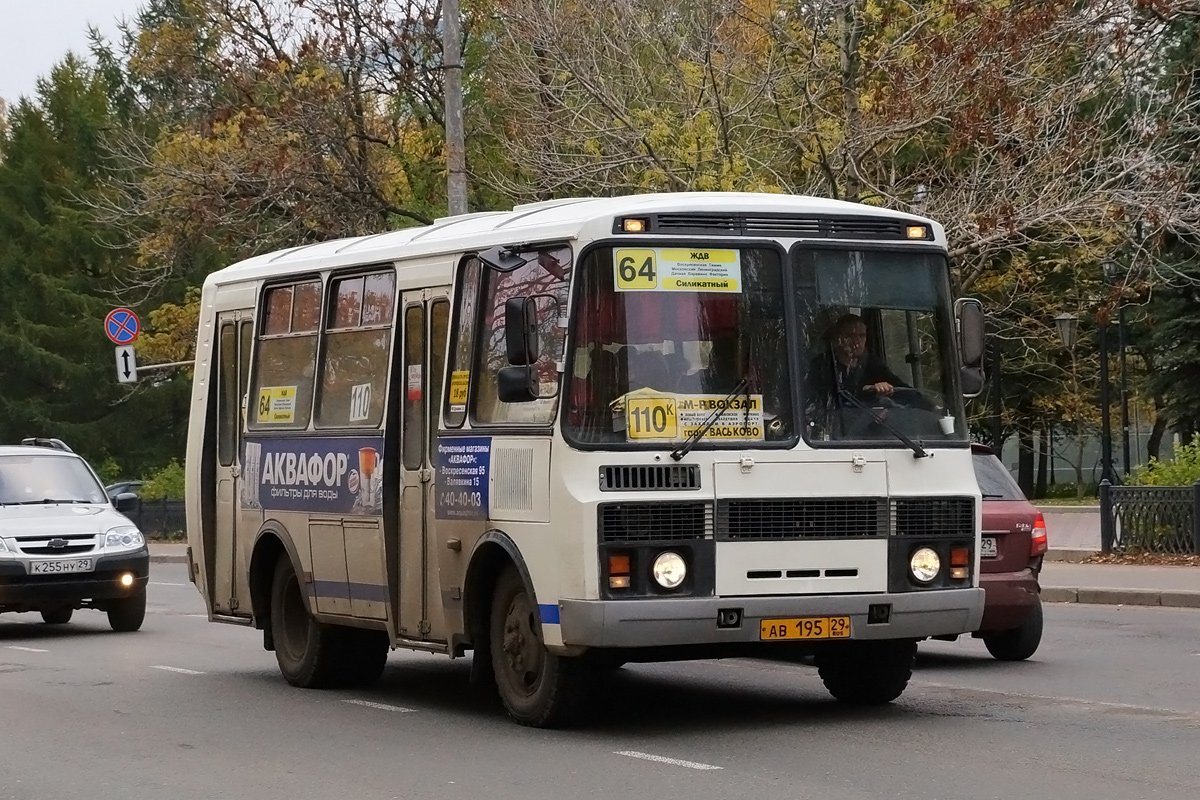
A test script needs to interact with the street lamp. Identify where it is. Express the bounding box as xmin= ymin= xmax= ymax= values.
xmin=1054 ymin=312 xmax=1078 ymax=349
